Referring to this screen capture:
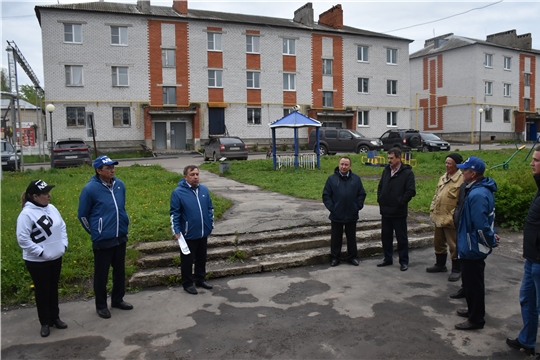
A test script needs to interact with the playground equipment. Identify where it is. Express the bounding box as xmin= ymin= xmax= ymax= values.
xmin=361 ymin=151 xmax=386 ymax=166
xmin=489 ymin=144 xmax=527 ymax=170
xmin=401 ymin=152 xmax=417 ymax=168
